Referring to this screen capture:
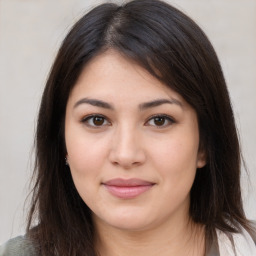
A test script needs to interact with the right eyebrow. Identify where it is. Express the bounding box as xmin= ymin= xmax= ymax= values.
xmin=73 ymin=98 xmax=114 ymax=110
xmin=139 ymin=98 xmax=183 ymax=110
